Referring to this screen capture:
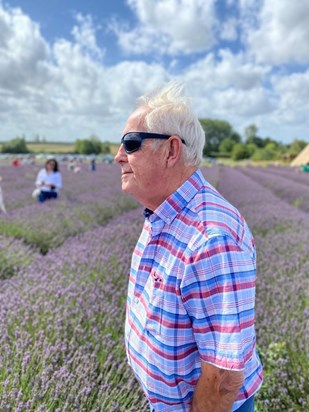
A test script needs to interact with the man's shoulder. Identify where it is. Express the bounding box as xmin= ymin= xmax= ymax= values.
xmin=186 ymin=186 xmax=252 ymax=248
xmin=193 ymin=183 xmax=242 ymax=223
